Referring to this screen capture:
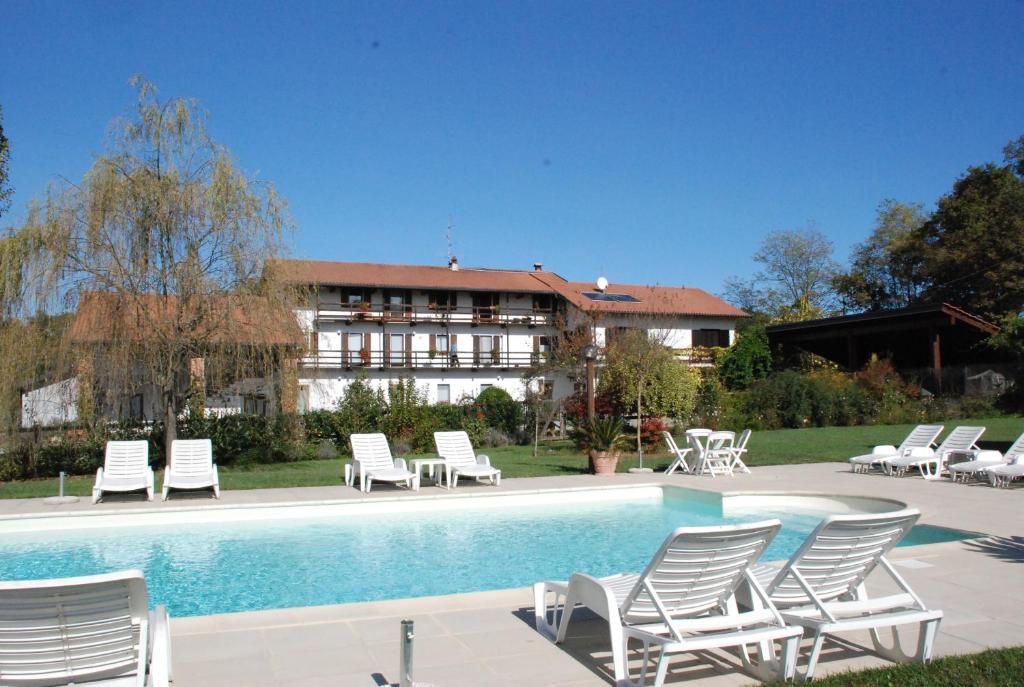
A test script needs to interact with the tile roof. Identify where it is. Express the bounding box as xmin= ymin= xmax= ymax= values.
xmin=272 ymin=259 xmax=747 ymax=318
